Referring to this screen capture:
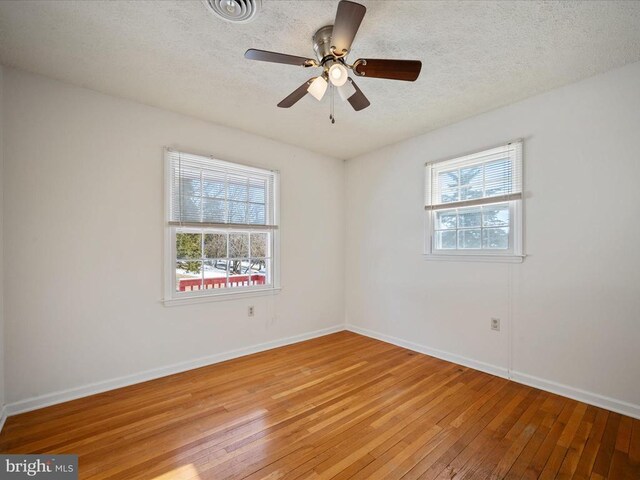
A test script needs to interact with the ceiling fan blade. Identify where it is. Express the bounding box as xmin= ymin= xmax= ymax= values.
xmin=347 ymin=79 xmax=370 ymax=111
xmin=353 ymin=59 xmax=422 ymax=81
xmin=277 ymin=79 xmax=313 ymax=108
xmin=245 ymin=49 xmax=316 ymax=67
xmin=331 ymin=1 xmax=366 ymax=56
